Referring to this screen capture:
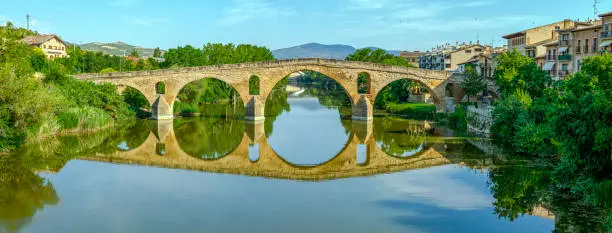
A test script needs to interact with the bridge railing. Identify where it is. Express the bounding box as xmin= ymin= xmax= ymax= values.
xmin=74 ymin=58 xmax=454 ymax=80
